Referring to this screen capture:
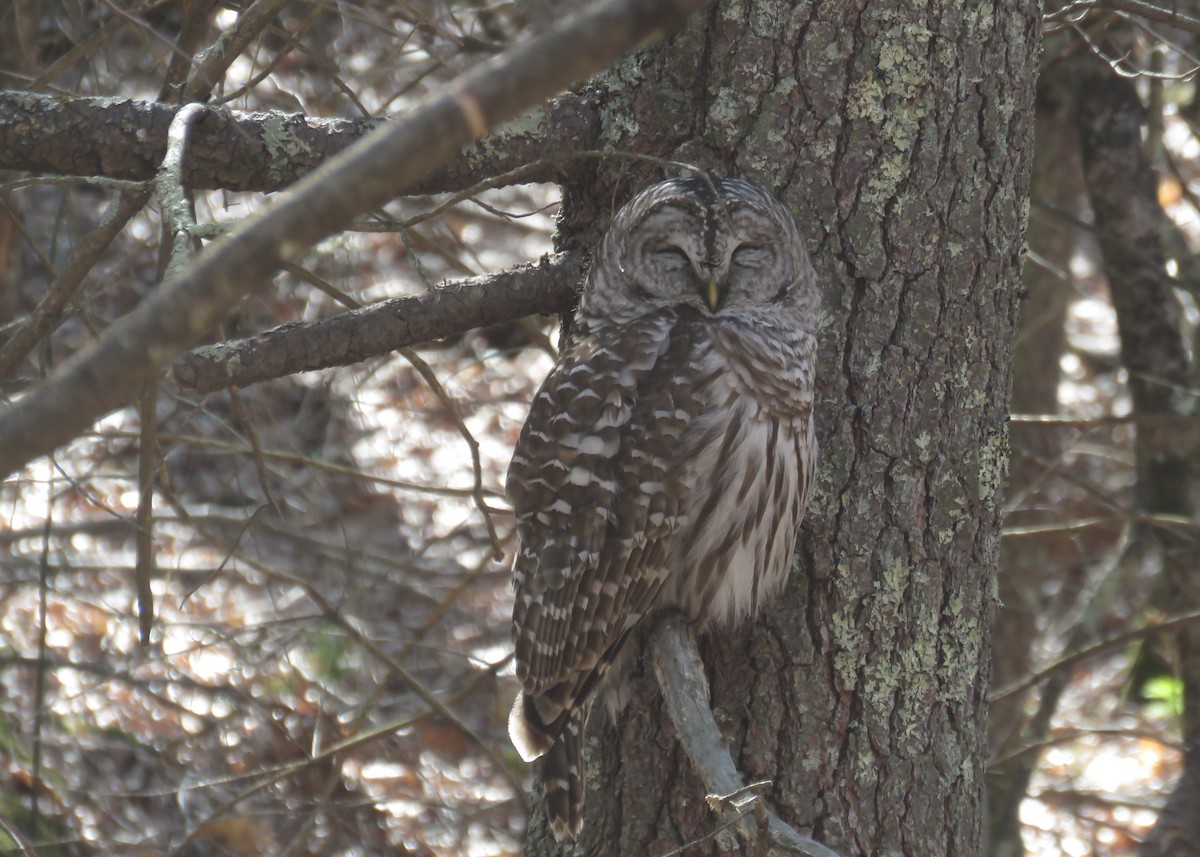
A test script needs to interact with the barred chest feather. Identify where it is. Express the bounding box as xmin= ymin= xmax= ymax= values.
xmin=660 ymin=321 xmax=815 ymax=628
